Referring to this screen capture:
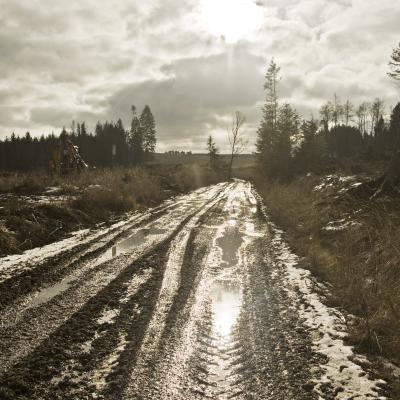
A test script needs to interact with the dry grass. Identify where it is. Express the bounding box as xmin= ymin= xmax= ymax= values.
xmin=0 ymin=165 xmax=224 ymax=257
xmin=70 ymin=169 xmax=162 ymax=218
xmin=256 ymin=175 xmax=400 ymax=371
